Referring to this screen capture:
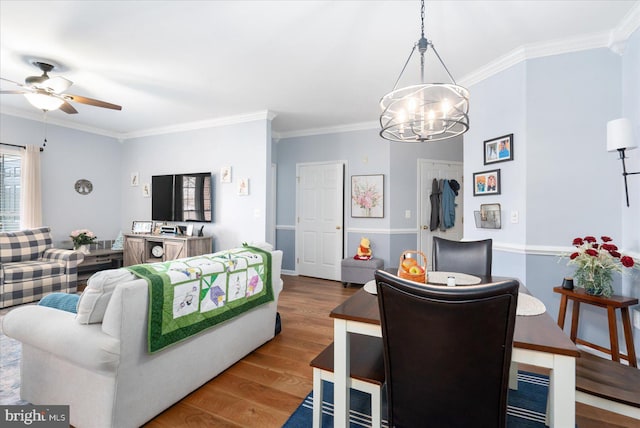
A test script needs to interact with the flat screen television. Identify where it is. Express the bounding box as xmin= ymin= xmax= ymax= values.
xmin=152 ymin=172 xmax=213 ymax=222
